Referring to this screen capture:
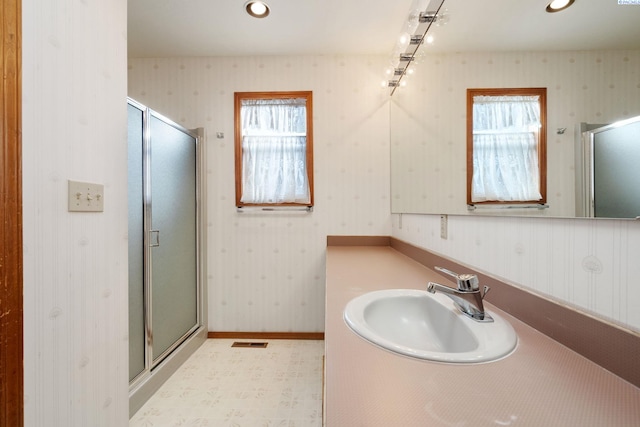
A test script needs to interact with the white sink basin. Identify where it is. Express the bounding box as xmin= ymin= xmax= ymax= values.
xmin=344 ymin=289 xmax=517 ymax=363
